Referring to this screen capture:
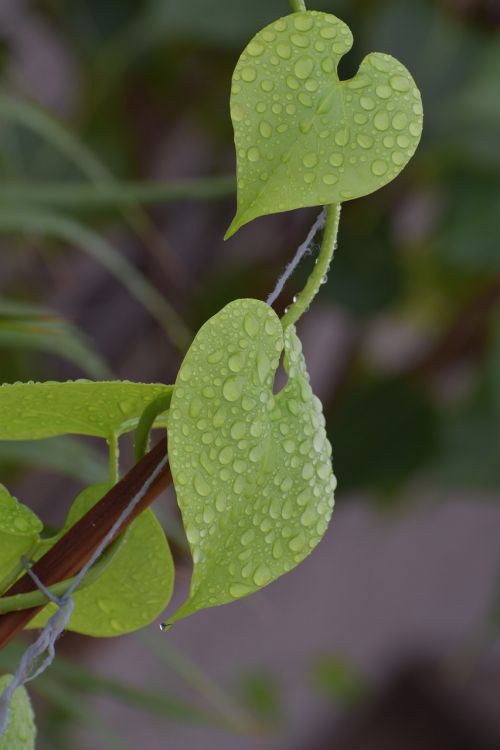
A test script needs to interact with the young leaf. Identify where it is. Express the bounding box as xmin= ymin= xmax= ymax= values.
xmin=168 ymin=299 xmax=336 ymax=622
xmin=0 ymin=485 xmax=42 ymax=588
xmin=0 ymin=675 xmax=36 ymax=749
xmin=0 ymin=381 xmax=172 ymax=441
xmin=226 ymin=11 xmax=423 ymax=237
xmin=29 ymin=484 xmax=174 ymax=636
